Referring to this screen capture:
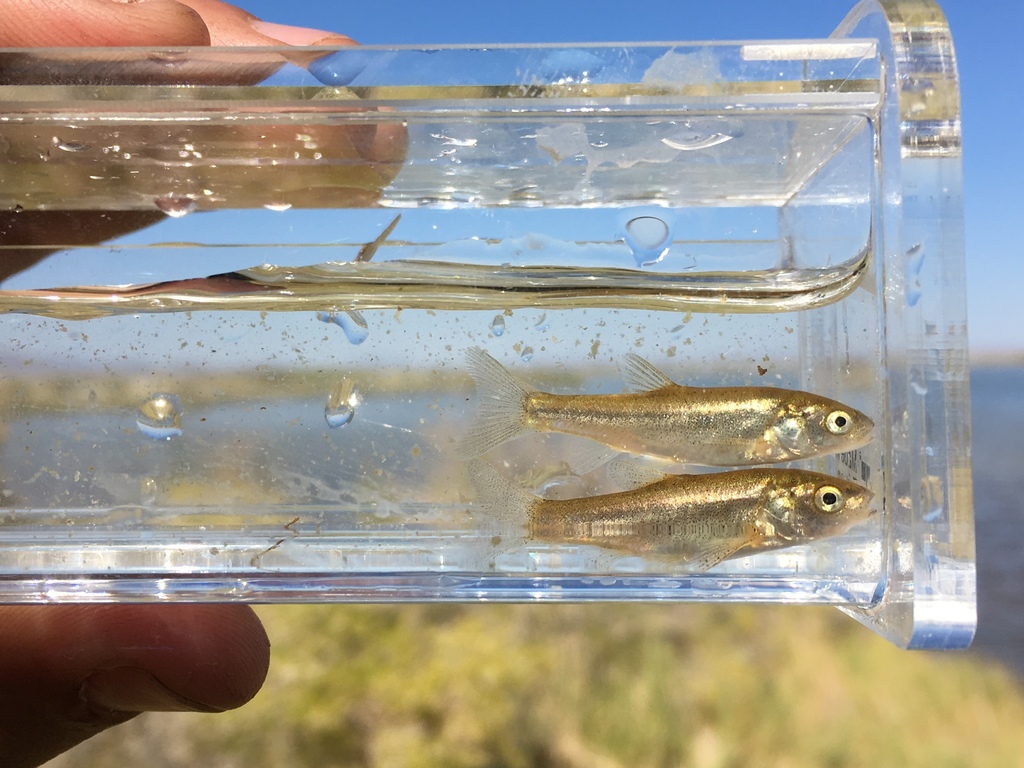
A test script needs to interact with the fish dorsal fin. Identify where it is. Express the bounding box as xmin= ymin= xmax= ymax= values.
xmin=620 ymin=353 xmax=676 ymax=392
xmin=606 ymin=460 xmax=666 ymax=490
